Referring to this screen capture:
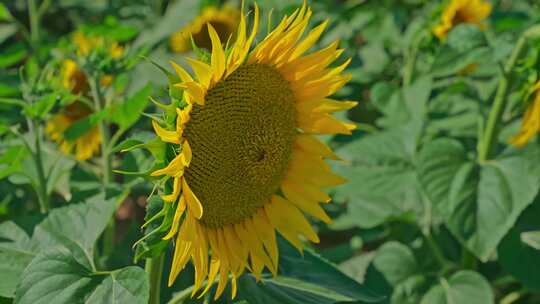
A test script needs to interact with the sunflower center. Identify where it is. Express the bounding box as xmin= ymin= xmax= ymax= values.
xmin=183 ymin=64 xmax=297 ymax=228
xmin=451 ymin=9 xmax=471 ymax=26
